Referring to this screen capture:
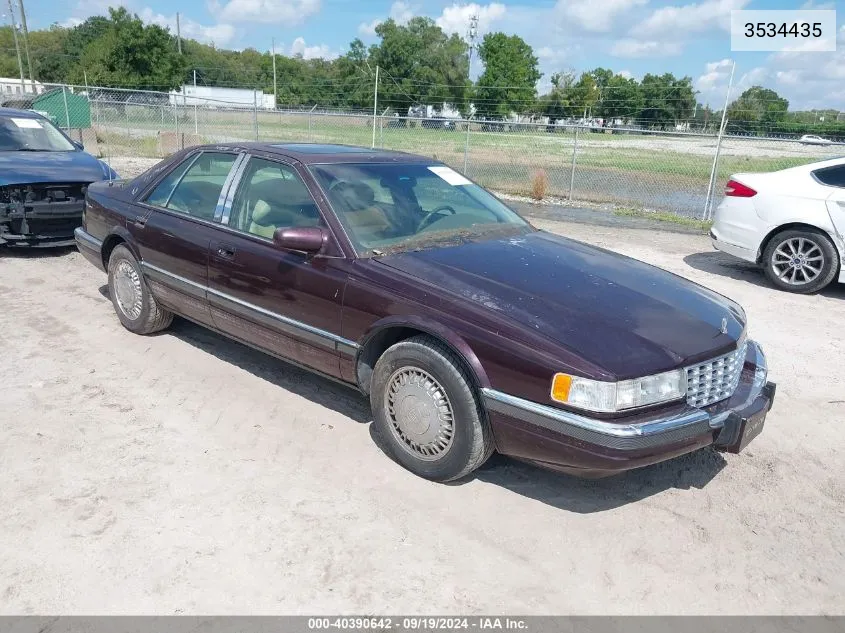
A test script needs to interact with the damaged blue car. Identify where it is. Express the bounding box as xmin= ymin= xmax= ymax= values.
xmin=0 ymin=108 xmax=118 ymax=247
